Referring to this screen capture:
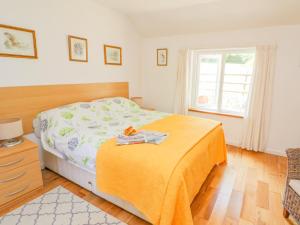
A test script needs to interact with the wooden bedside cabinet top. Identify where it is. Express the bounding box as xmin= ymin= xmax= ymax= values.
xmin=142 ymin=107 xmax=155 ymax=111
xmin=0 ymin=138 xmax=37 ymax=158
